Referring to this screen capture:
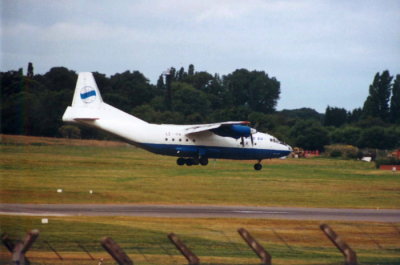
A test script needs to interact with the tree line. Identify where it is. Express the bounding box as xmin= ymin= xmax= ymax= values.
xmin=1 ymin=64 xmax=399 ymax=151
